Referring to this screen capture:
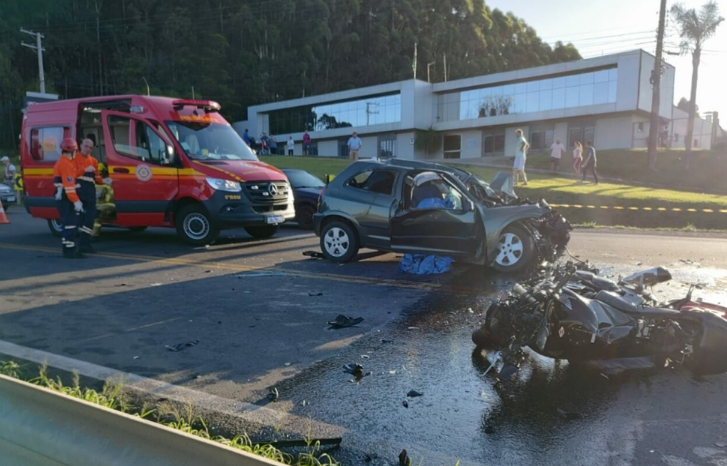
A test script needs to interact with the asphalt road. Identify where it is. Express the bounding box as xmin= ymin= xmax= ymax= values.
xmin=2 ymin=207 xmax=727 ymax=466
